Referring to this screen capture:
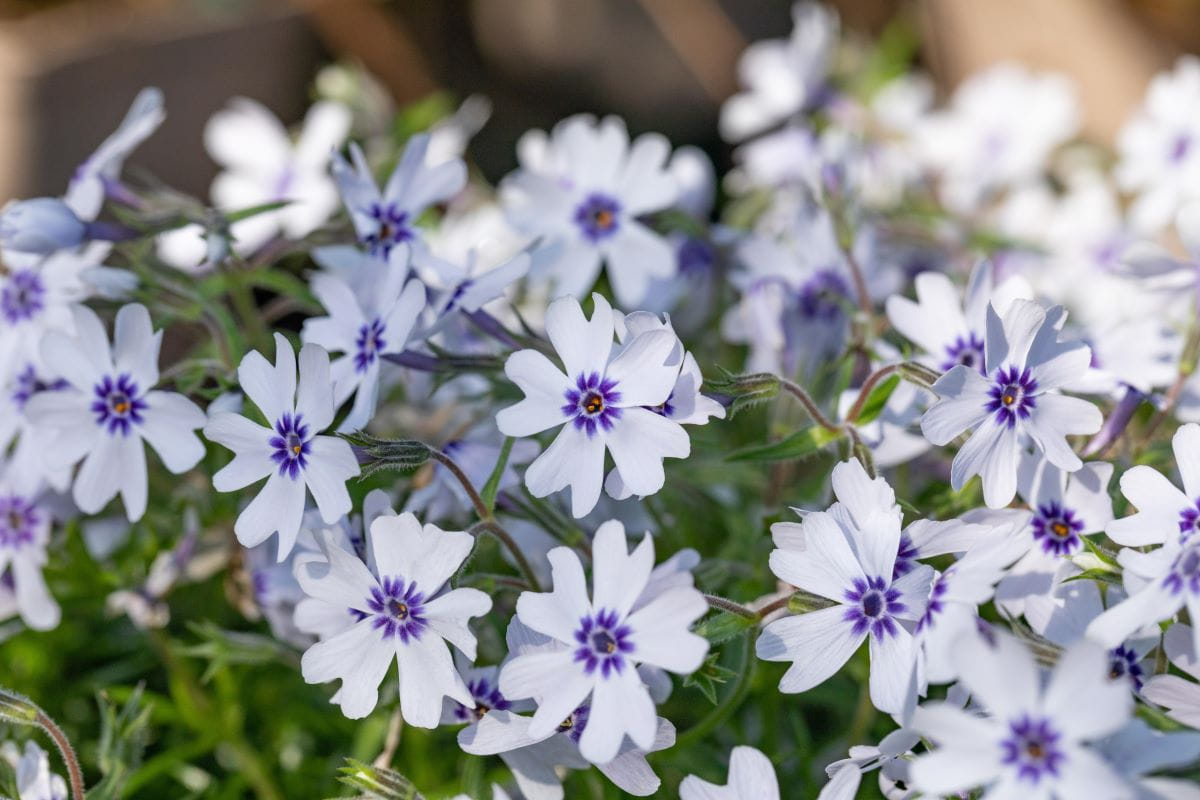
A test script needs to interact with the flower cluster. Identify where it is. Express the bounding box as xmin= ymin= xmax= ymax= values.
xmin=6 ymin=3 xmax=1200 ymax=798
